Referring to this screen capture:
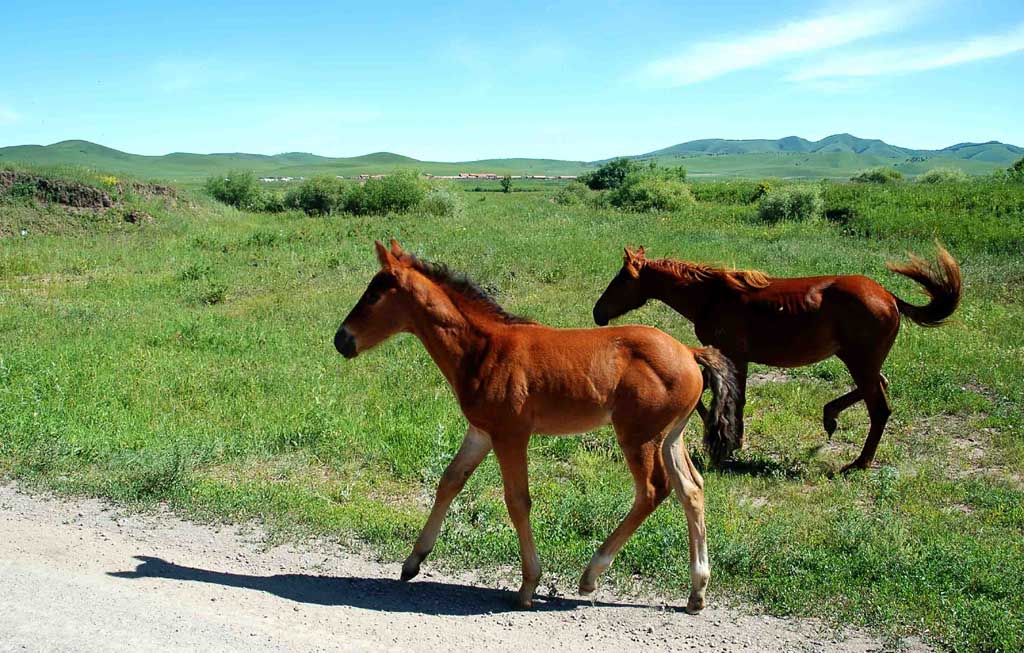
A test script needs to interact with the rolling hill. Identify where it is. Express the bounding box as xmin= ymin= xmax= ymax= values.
xmin=1 ymin=135 xmax=1020 ymax=182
